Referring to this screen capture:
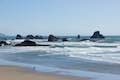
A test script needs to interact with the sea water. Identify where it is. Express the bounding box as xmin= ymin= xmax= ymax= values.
xmin=1 ymin=36 xmax=120 ymax=80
